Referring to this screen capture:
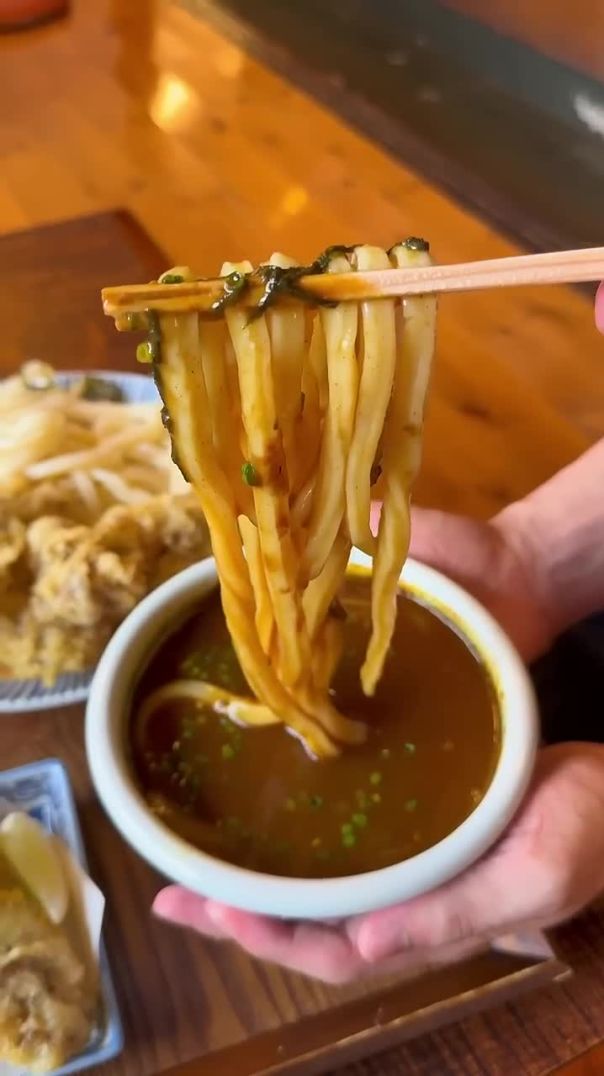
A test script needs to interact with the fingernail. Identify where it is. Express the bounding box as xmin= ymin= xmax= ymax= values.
xmin=357 ymin=921 xmax=413 ymax=962
xmin=152 ymin=890 xmax=176 ymax=920
xmin=205 ymin=901 xmax=228 ymax=927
